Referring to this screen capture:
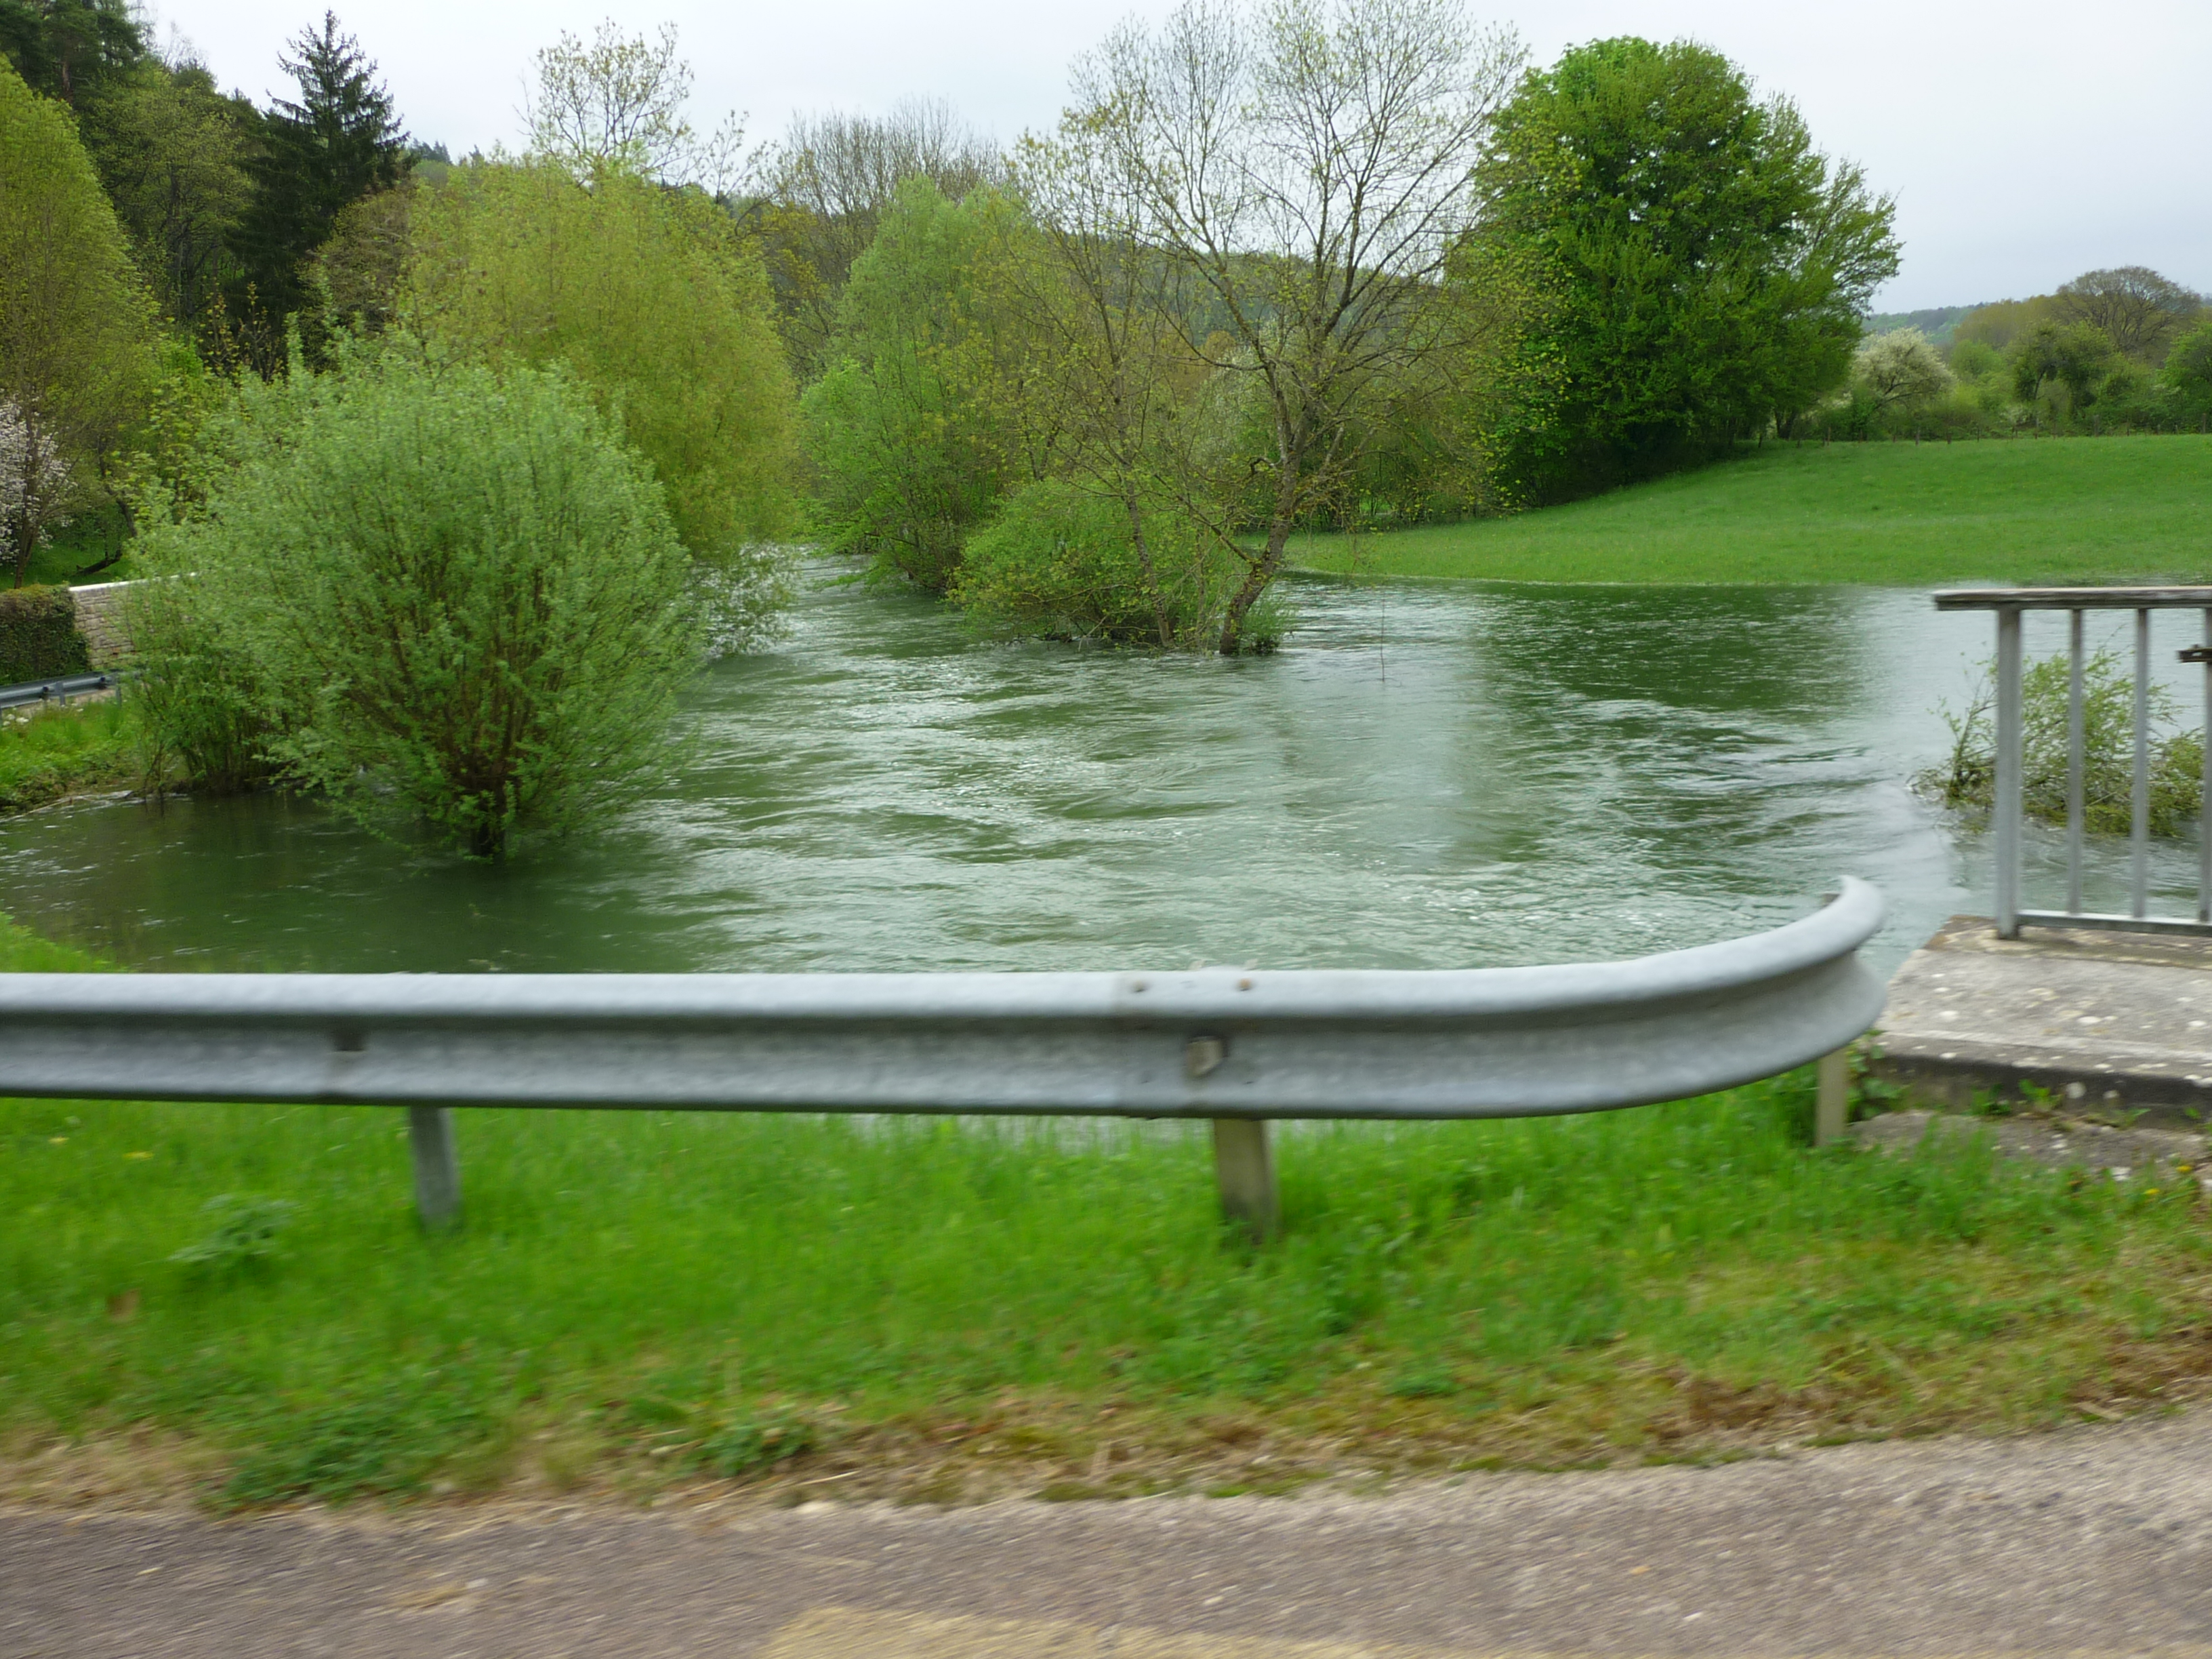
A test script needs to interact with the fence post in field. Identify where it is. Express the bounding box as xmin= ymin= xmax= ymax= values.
xmin=1815 ymin=1049 xmax=1849 ymax=1145
xmin=408 ymin=1106 xmax=463 ymax=1229
xmin=1212 ymin=1119 xmax=1277 ymax=1241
